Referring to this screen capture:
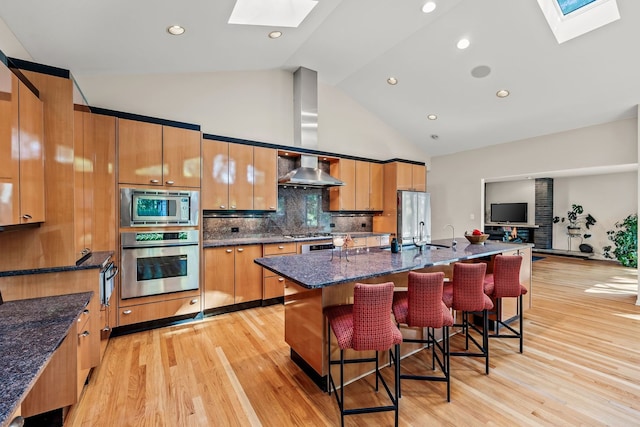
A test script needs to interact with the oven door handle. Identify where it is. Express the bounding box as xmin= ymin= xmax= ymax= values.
xmin=105 ymin=264 xmax=119 ymax=281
